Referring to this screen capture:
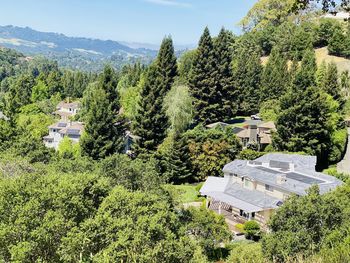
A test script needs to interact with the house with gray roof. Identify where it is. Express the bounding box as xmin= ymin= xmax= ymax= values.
xmin=200 ymin=153 xmax=342 ymax=225
xmin=43 ymin=121 xmax=84 ymax=150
